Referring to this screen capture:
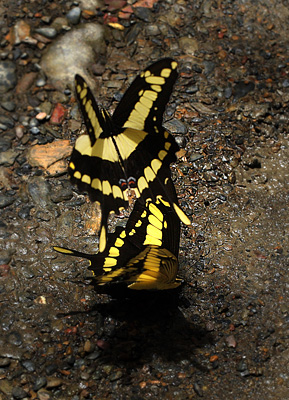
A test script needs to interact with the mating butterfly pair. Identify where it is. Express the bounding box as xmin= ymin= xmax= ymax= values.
xmin=54 ymin=58 xmax=190 ymax=290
